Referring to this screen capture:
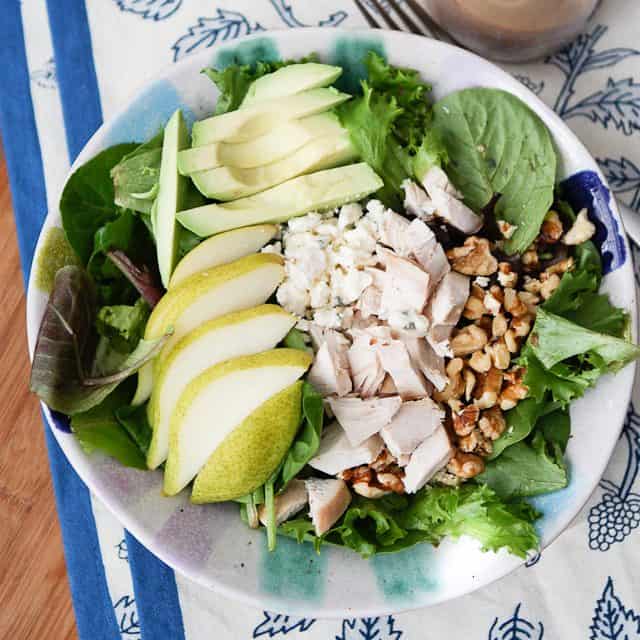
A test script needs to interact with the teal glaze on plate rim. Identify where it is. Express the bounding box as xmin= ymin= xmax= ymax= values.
xmin=25 ymin=28 xmax=637 ymax=616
